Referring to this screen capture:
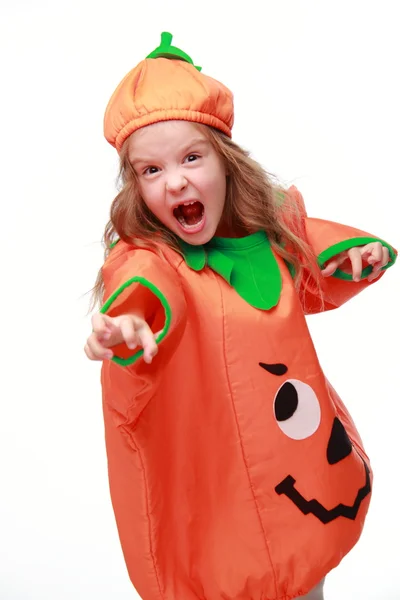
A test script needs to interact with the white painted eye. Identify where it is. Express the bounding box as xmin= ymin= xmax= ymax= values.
xmin=273 ymin=379 xmax=321 ymax=440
